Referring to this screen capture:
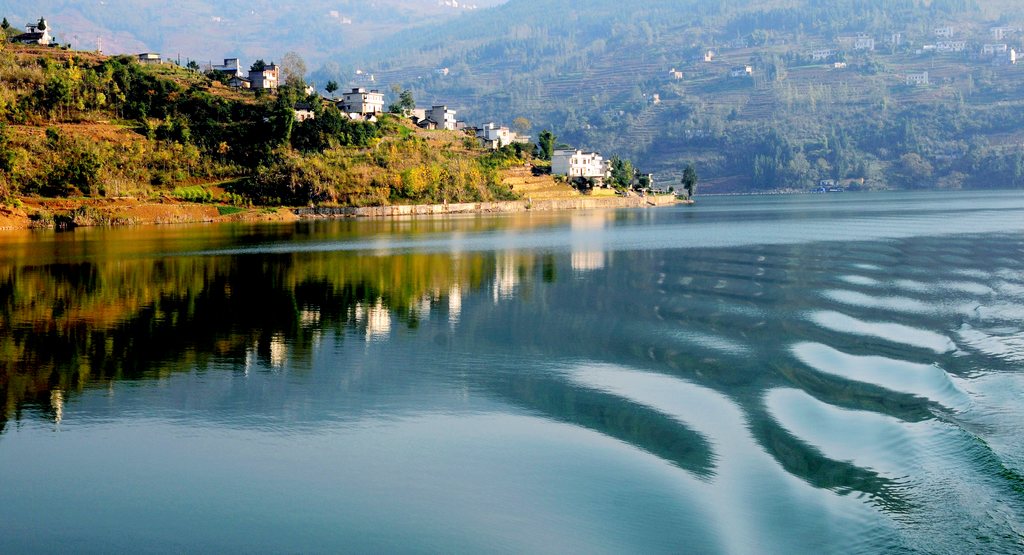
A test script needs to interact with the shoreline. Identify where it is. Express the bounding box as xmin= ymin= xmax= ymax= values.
xmin=293 ymin=195 xmax=683 ymax=219
xmin=0 ymin=195 xmax=687 ymax=231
